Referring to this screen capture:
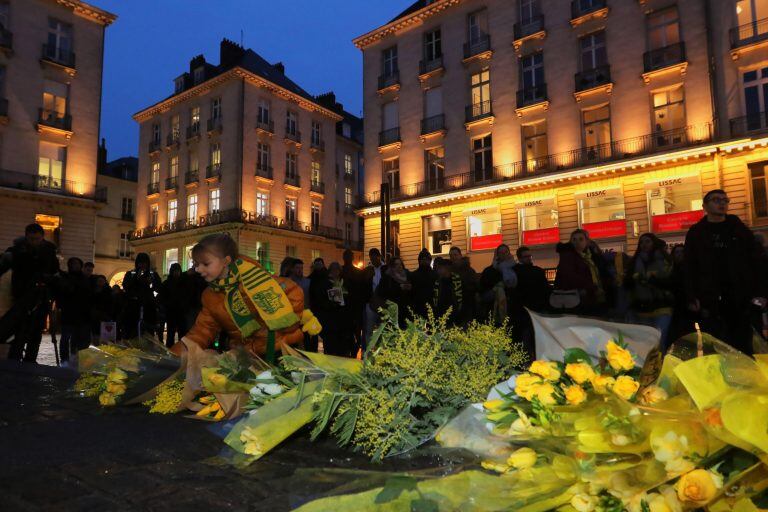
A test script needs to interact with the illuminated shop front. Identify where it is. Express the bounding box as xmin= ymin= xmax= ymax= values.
xmin=576 ymin=187 xmax=627 ymax=240
xmin=465 ymin=205 xmax=502 ymax=252
xmin=517 ymin=197 xmax=559 ymax=246
xmin=645 ymin=175 xmax=703 ymax=234
xmin=422 ymin=213 xmax=452 ymax=256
